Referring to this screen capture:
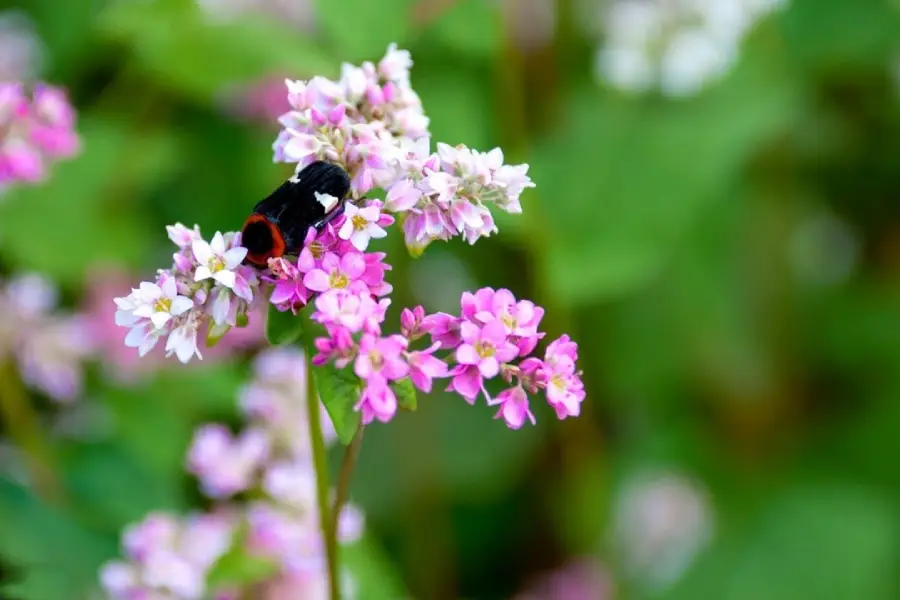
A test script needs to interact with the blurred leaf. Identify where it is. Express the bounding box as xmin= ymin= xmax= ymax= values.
xmin=415 ymin=0 xmax=502 ymax=59
xmin=63 ymin=442 xmax=184 ymax=532
xmin=664 ymin=484 xmax=899 ymax=600
xmin=0 ymin=115 xmax=178 ymax=284
xmin=342 ymin=536 xmax=407 ymax=600
xmin=414 ymin=60 xmax=494 ymax=151
xmin=265 ymin=304 xmax=305 ymax=346
xmin=314 ymin=0 xmax=416 ymax=62
xmin=0 ymin=479 xmax=116 ymax=600
xmin=25 ymin=0 xmax=103 ymax=75
xmin=206 ymin=526 xmax=279 ymax=591
xmin=531 ymin=39 xmax=799 ymax=305
xmin=778 ymin=0 xmax=900 ymax=69
xmin=313 ymin=364 xmax=362 ymax=445
xmin=98 ymin=0 xmax=334 ymax=101
xmin=393 ymin=378 xmax=417 ymax=411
